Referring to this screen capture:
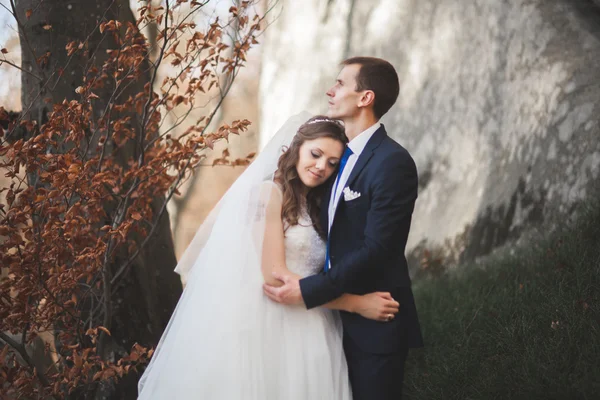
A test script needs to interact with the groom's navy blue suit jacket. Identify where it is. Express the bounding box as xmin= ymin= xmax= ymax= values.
xmin=300 ymin=125 xmax=424 ymax=354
